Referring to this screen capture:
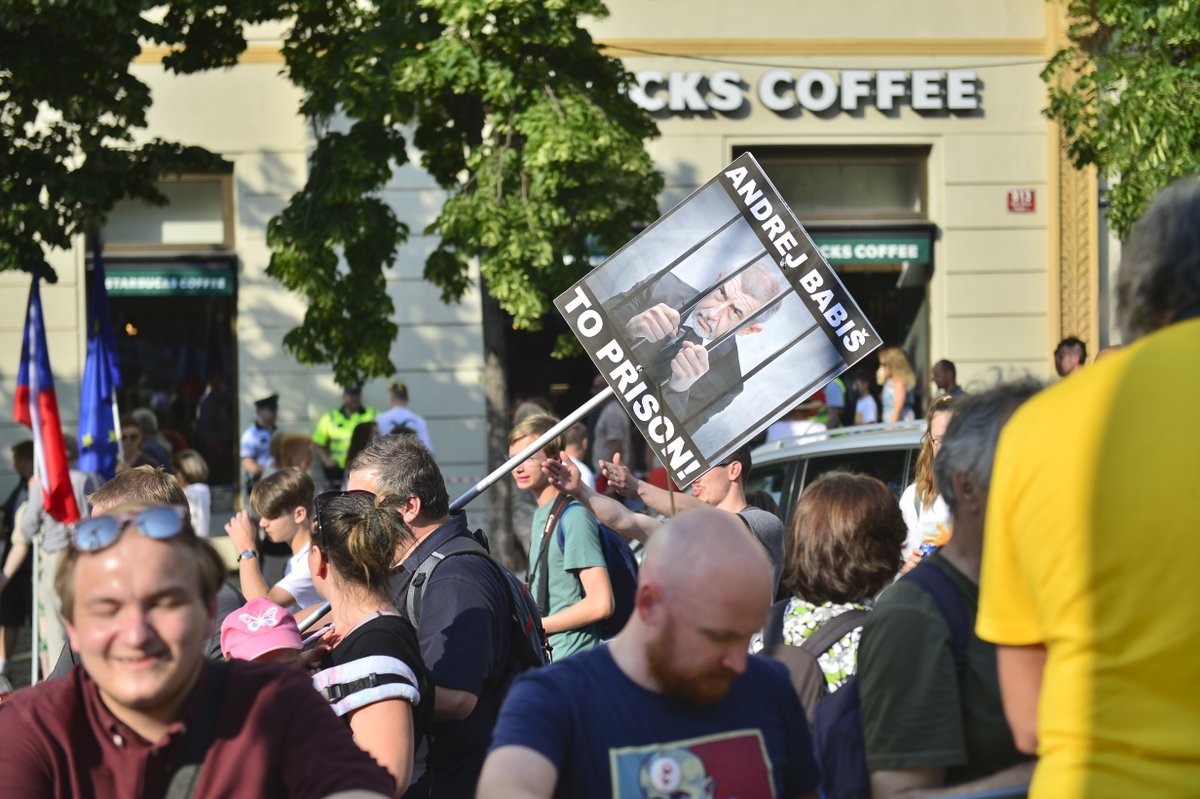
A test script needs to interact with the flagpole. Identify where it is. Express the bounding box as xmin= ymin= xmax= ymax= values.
xmin=110 ymin=394 xmax=124 ymax=469
xmin=30 ymin=536 xmax=39 ymax=686
xmin=448 ymin=387 xmax=614 ymax=510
